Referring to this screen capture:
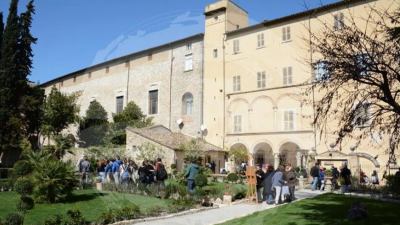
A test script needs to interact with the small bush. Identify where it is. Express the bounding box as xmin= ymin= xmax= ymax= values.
xmin=13 ymin=160 xmax=32 ymax=177
xmin=44 ymin=215 xmax=64 ymax=225
xmin=385 ymin=175 xmax=400 ymax=197
xmin=17 ymin=196 xmax=35 ymax=211
xmin=96 ymin=210 xmax=114 ymax=225
xmin=227 ymin=173 xmax=239 ymax=183
xmin=165 ymin=179 xmax=187 ymax=199
xmin=168 ymin=199 xmax=196 ymax=212
xmin=144 ymin=205 xmax=164 ymax=217
xmin=114 ymin=205 xmax=141 ymax=221
xmin=14 ymin=177 xmax=33 ymax=196
xmin=0 ymin=179 xmax=12 ymax=191
xmin=4 ymin=212 xmax=24 ymax=225
xmin=231 ymin=184 xmax=247 ymax=200
xmin=64 ymin=210 xmax=89 ymax=225
xmin=195 ymin=173 xmax=208 ymax=187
